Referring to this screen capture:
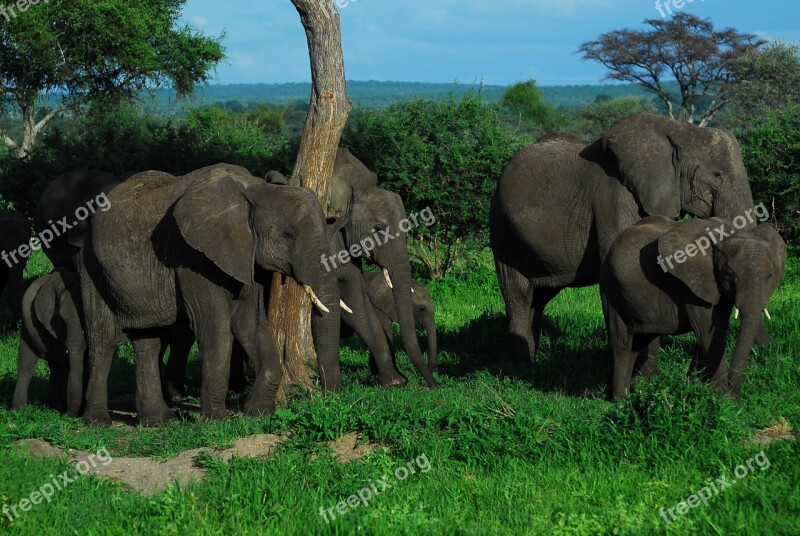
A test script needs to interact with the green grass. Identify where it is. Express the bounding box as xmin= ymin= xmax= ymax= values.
xmin=0 ymin=250 xmax=798 ymax=534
